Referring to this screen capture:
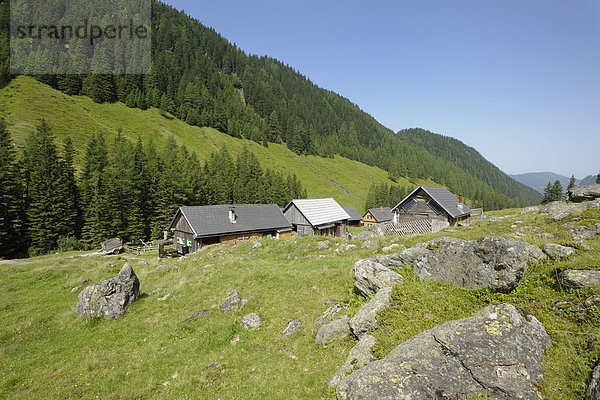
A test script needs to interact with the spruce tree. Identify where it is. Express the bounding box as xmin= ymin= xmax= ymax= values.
xmin=541 ymin=182 xmax=553 ymax=205
xmin=0 ymin=118 xmax=25 ymax=257
xmin=567 ymin=175 xmax=576 ymax=191
xmin=54 ymin=138 xmax=80 ymax=239
xmin=552 ymin=180 xmax=564 ymax=201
